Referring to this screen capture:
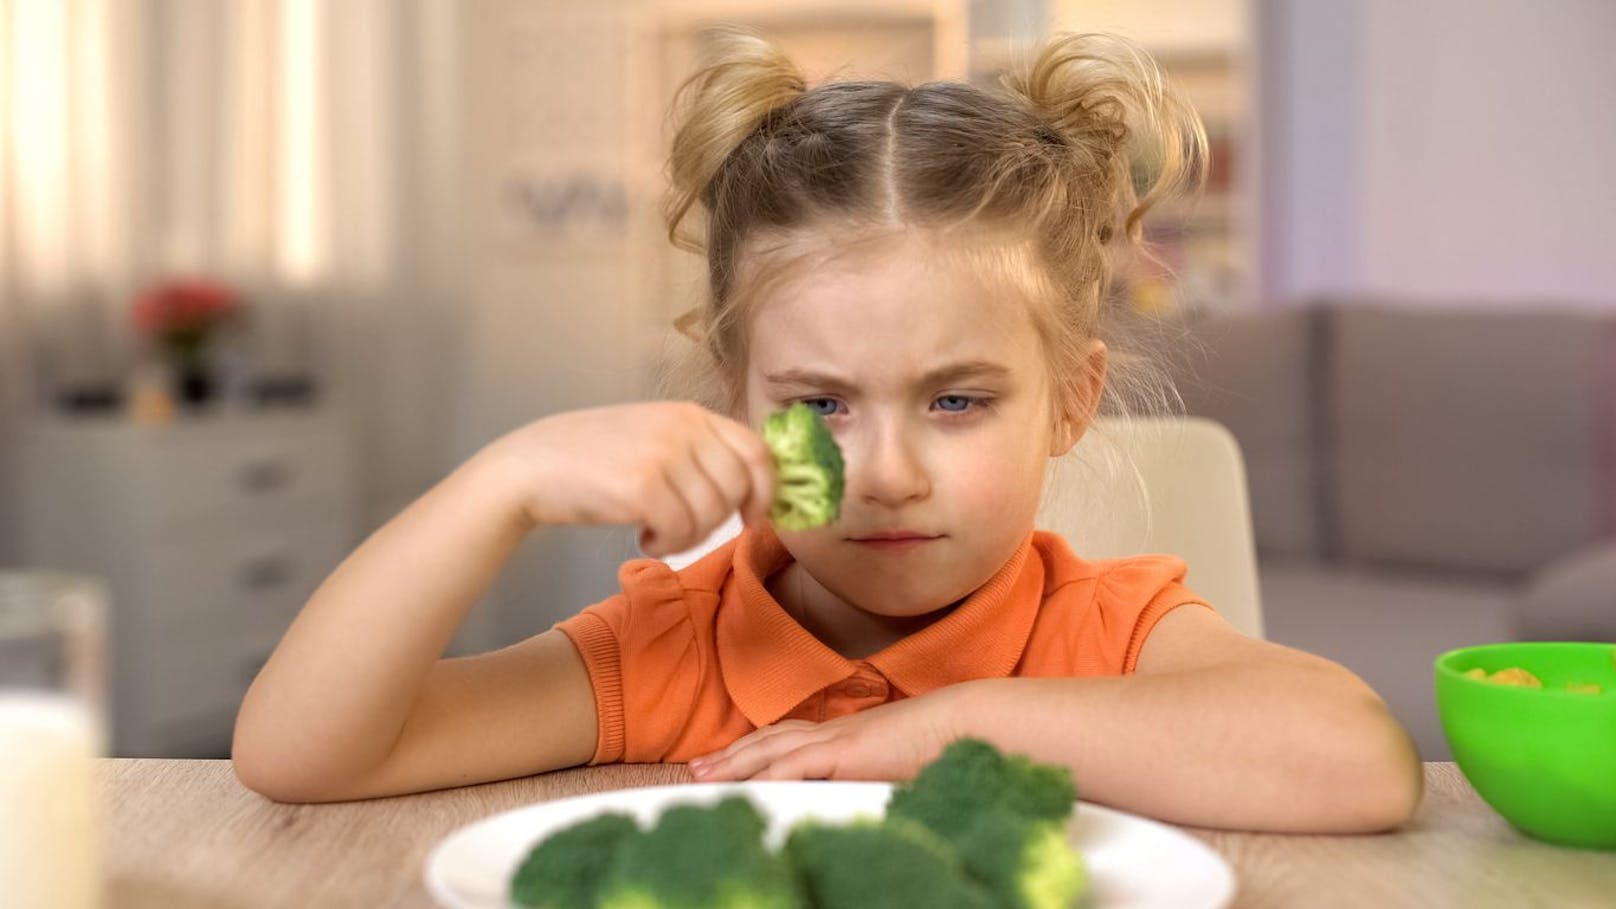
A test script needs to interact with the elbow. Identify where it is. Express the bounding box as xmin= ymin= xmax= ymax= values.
xmin=1319 ymin=696 xmax=1425 ymax=833
xmin=231 ymin=736 xmax=331 ymax=804
xmin=1342 ymin=743 xmax=1423 ymax=833
xmin=232 ymin=715 xmax=360 ymax=805
xmin=232 ymin=753 xmax=324 ymax=804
